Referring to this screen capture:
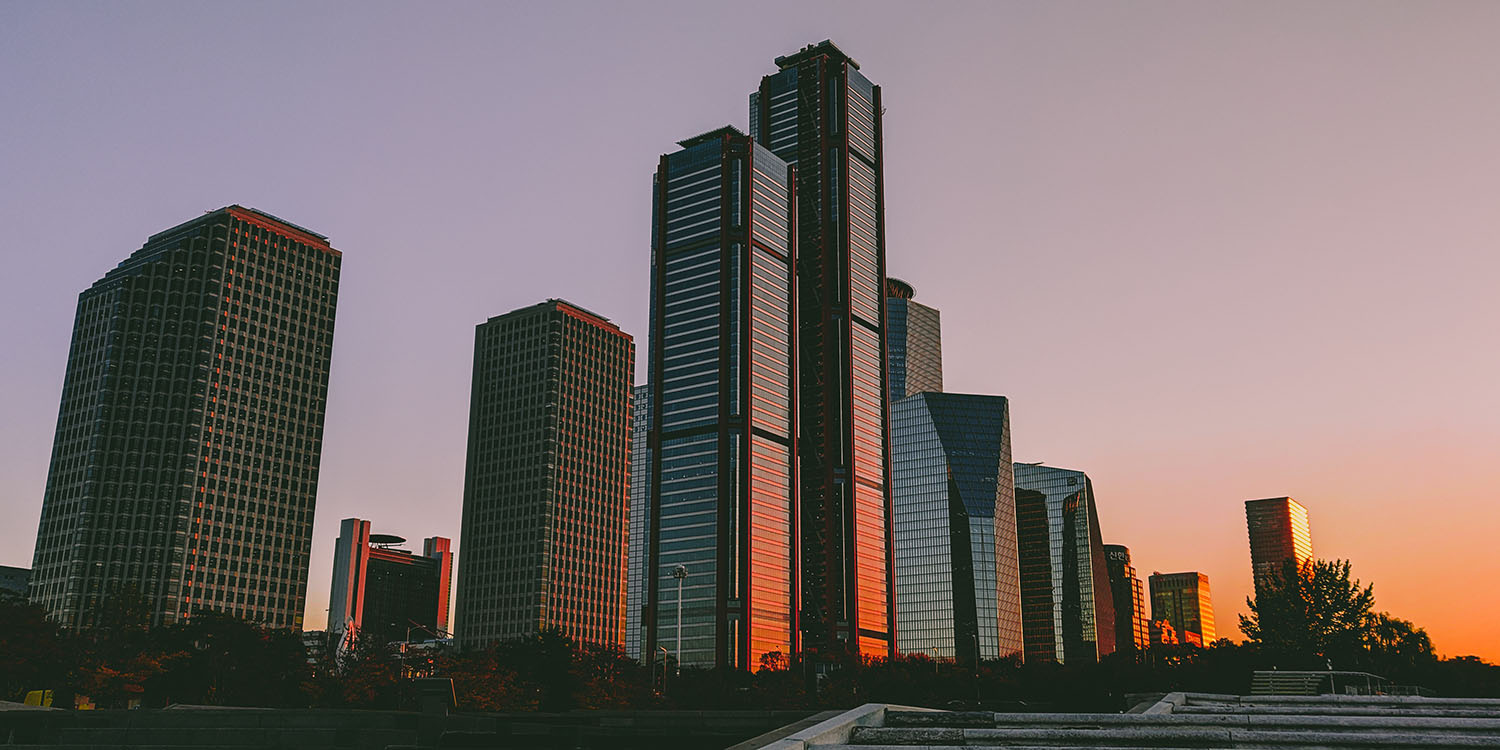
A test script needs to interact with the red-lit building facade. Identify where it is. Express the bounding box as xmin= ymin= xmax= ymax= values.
xmin=644 ymin=126 xmax=799 ymax=670
xmin=327 ymin=518 xmax=452 ymax=644
xmin=751 ymin=40 xmax=896 ymax=661
xmin=1246 ymin=496 xmax=1313 ymax=591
